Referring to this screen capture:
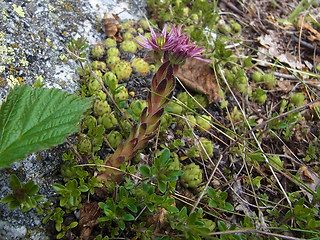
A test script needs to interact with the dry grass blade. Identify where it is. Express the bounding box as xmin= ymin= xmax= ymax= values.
xmin=218 ymin=65 xmax=293 ymax=209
